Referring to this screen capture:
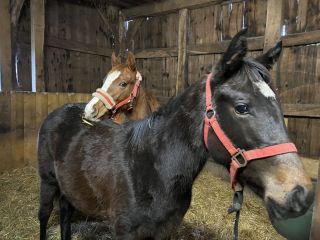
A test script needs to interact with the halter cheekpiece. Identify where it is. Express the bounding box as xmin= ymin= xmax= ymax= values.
xmin=203 ymin=73 xmax=298 ymax=188
xmin=92 ymin=77 xmax=141 ymax=119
